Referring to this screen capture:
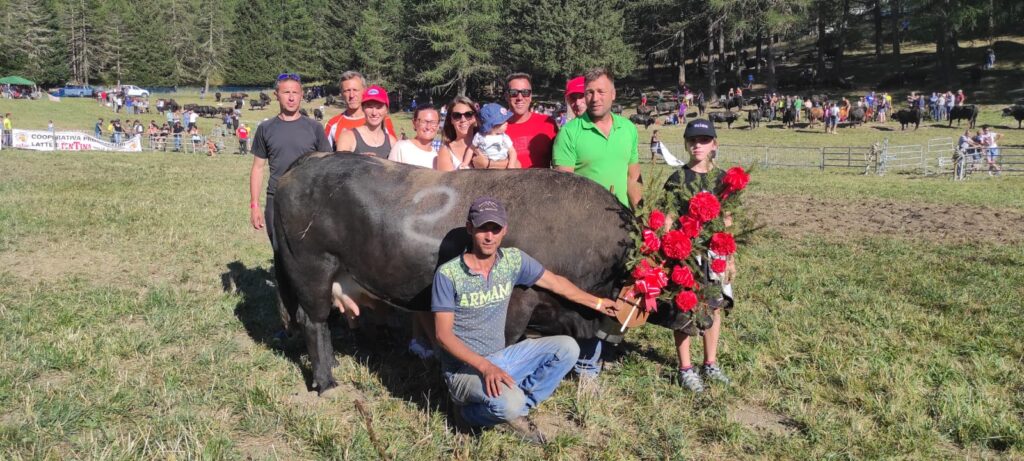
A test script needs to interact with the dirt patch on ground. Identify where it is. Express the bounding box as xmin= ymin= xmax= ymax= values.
xmin=752 ymin=195 xmax=1024 ymax=244
xmin=729 ymin=402 xmax=796 ymax=436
